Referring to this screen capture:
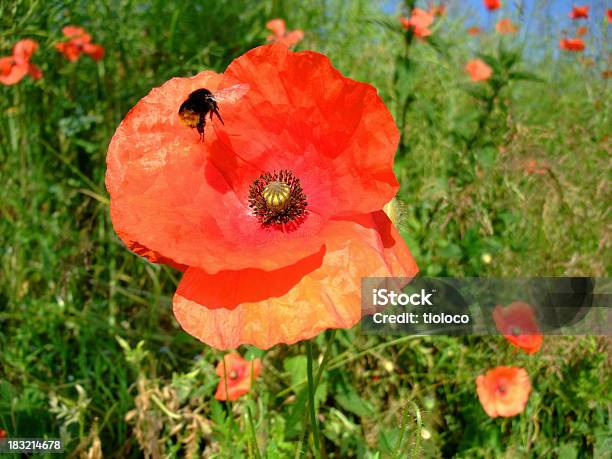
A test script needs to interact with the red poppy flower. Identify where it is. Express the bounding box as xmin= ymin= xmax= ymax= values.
xmin=493 ymin=301 xmax=543 ymax=354
xmin=476 ymin=366 xmax=531 ymax=418
xmin=559 ymin=38 xmax=585 ymax=52
xmin=483 ymin=0 xmax=501 ymax=12
xmin=429 ymin=3 xmax=446 ymax=17
xmin=55 ymin=26 xmax=104 ymax=62
xmin=0 ymin=428 xmax=6 ymax=439
xmin=523 ymin=159 xmax=547 ymax=176
xmin=576 ymin=26 xmax=588 ymax=37
xmin=603 ymin=70 xmax=612 ymax=79
xmin=465 ymin=59 xmax=492 ymax=82
xmin=608 ymin=9 xmax=612 ymax=23
xmin=0 ymin=39 xmax=42 ymax=85
xmin=401 ymin=8 xmax=435 ymax=38
xmin=214 ymin=353 xmax=261 ymax=401
xmin=568 ymin=5 xmax=589 ymax=20
xmin=467 ymin=27 xmax=481 ymax=36
xmin=106 ymin=44 xmax=418 ymax=349
xmin=496 ymin=18 xmax=518 ymax=34
xmin=266 ymin=19 xmax=304 ymax=48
